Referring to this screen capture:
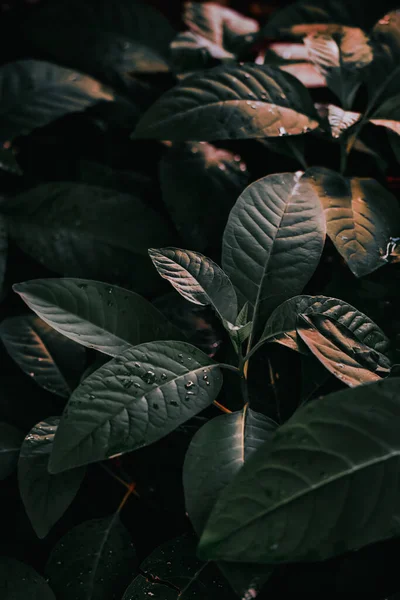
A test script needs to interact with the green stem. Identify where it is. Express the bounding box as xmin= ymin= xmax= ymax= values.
xmin=218 ymin=363 xmax=241 ymax=374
